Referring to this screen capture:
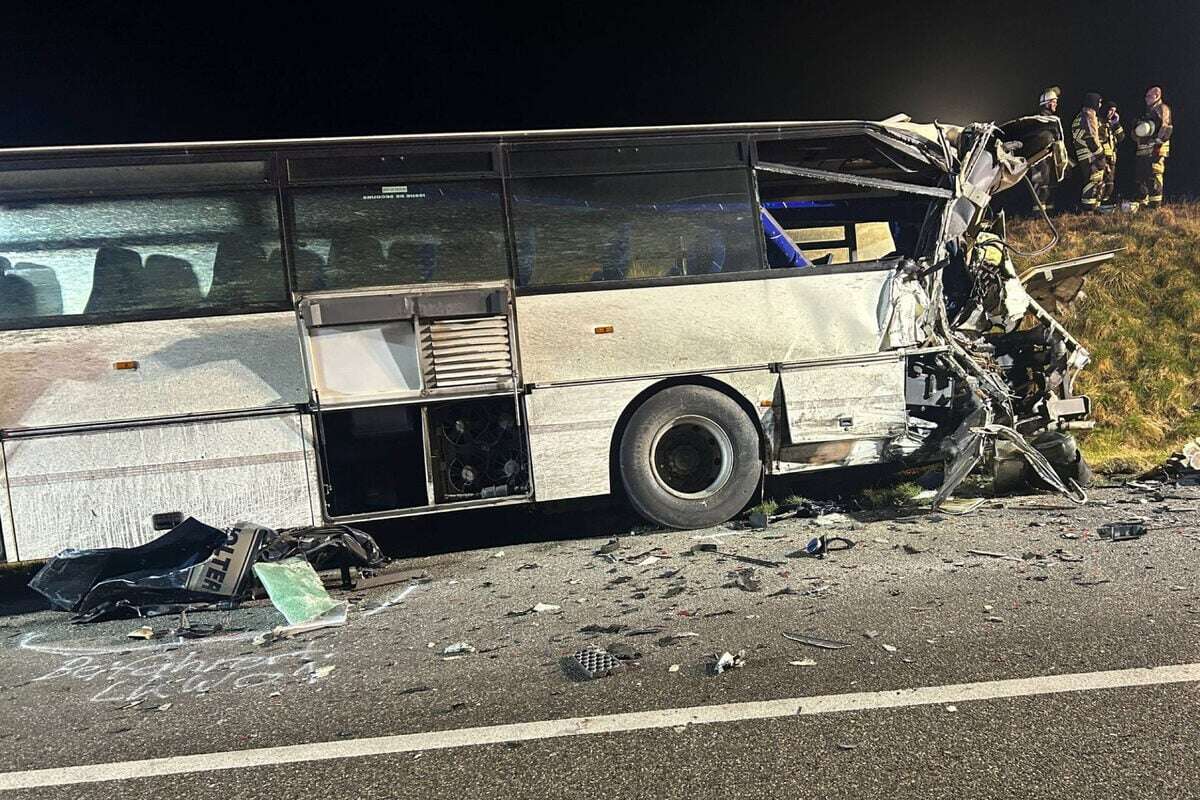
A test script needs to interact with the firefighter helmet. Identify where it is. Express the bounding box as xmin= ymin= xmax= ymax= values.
xmin=1039 ymin=86 xmax=1061 ymax=108
xmin=1134 ymin=119 xmax=1155 ymax=139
